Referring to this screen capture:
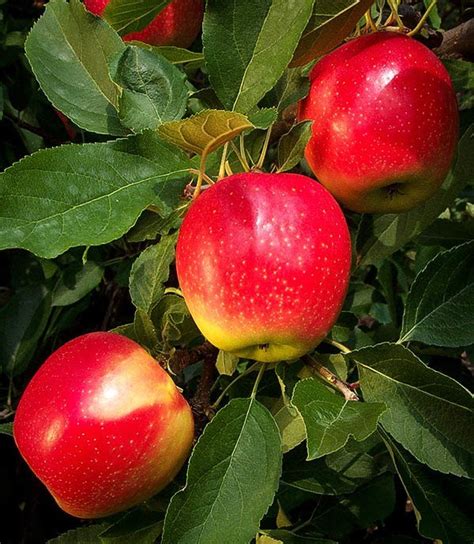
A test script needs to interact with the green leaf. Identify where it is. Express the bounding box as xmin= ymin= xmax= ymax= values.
xmin=48 ymin=524 xmax=109 ymax=544
xmin=264 ymin=68 xmax=310 ymax=113
xmin=353 ymin=343 xmax=474 ymax=478
xmin=0 ymin=132 xmax=190 ymax=258
xmin=356 ymin=125 xmax=474 ymax=266
xmin=443 ymin=59 xmax=474 ymax=110
xmin=281 ymin=434 xmax=390 ymax=496
xmin=25 ymin=0 xmax=127 ymax=136
xmin=0 ymin=285 xmax=51 ymax=376
xmin=148 ymin=46 xmax=204 ymax=65
xmin=203 ymin=0 xmax=315 ymax=113
xmin=127 ymin=209 xmax=182 ymax=242
xmin=99 ymin=510 xmax=164 ymax=544
xmin=133 ymin=309 xmax=160 ymax=352
xmin=271 ymin=363 xmax=307 ymax=452
xmin=309 ymin=474 xmax=396 ymax=539
xmin=272 ymin=399 xmax=306 ymax=453
xmin=158 ymin=109 xmax=253 ymax=156
xmin=400 ymin=242 xmax=474 ymax=347
xmin=162 ymin=398 xmax=282 ymax=544
xmin=216 ymin=350 xmax=239 ymax=376
xmin=103 ymin=0 xmax=172 ymax=35
xmin=52 ymin=261 xmax=104 ymax=307
xmin=248 ymin=107 xmax=278 ymax=130
xmin=417 ymin=218 xmax=474 ymax=247
xmin=111 ymin=45 xmax=188 ymax=132
xmin=329 ymin=312 xmax=358 ymax=347
xmin=129 ymin=234 xmax=177 ymax=314
xmin=291 ymin=0 xmax=374 ymax=67
xmin=0 ymin=422 xmax=13 ymax=436
xmin=277 ymin=121 xmax=312 ymax=172
xmin=152 ymin=294 xmax=201 ymax=347
xmin=260 ymin=533 xmax=334 ymax=544
xmin=292 ymin=378 xmax=385 ymax=459
xmin=257 ymin=536 xmax=283 ymax=544
xmin=424 ymin=0 xmax=441 ymax=29
xmin=382 ymin=429 xmax=474 ymax=544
